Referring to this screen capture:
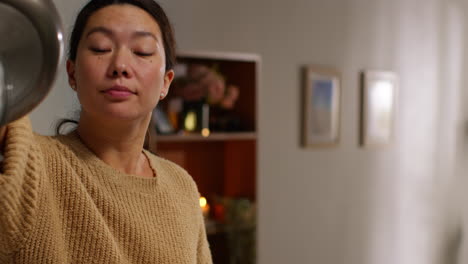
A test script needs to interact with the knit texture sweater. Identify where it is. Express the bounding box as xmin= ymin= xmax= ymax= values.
xmin=0 ymin=117 xmax=212 ymax=263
